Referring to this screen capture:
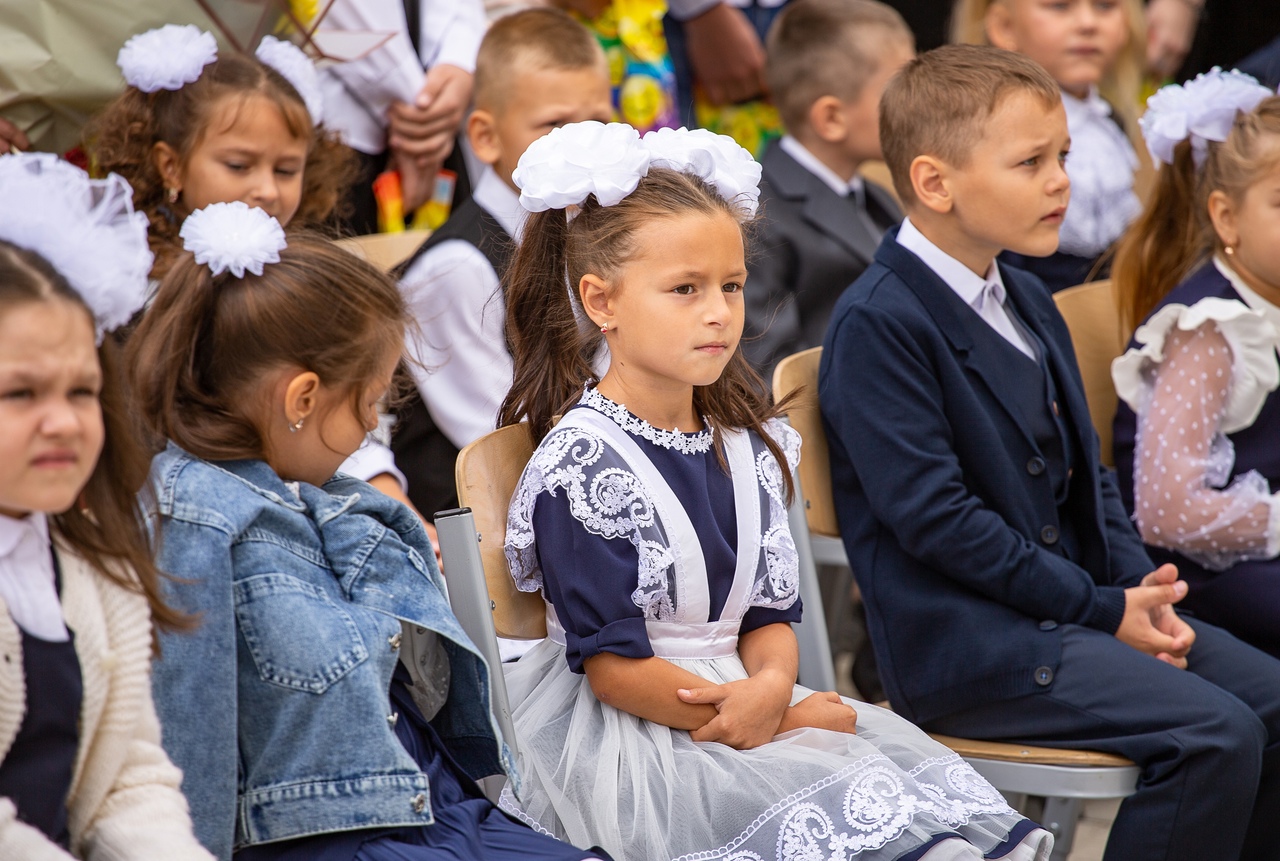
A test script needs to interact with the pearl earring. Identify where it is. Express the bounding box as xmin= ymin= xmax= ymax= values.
xmin=166 ymin=187 xmax=179 ymax=204
xmin=1225 ymin=244 xmax=1236 ymax=256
